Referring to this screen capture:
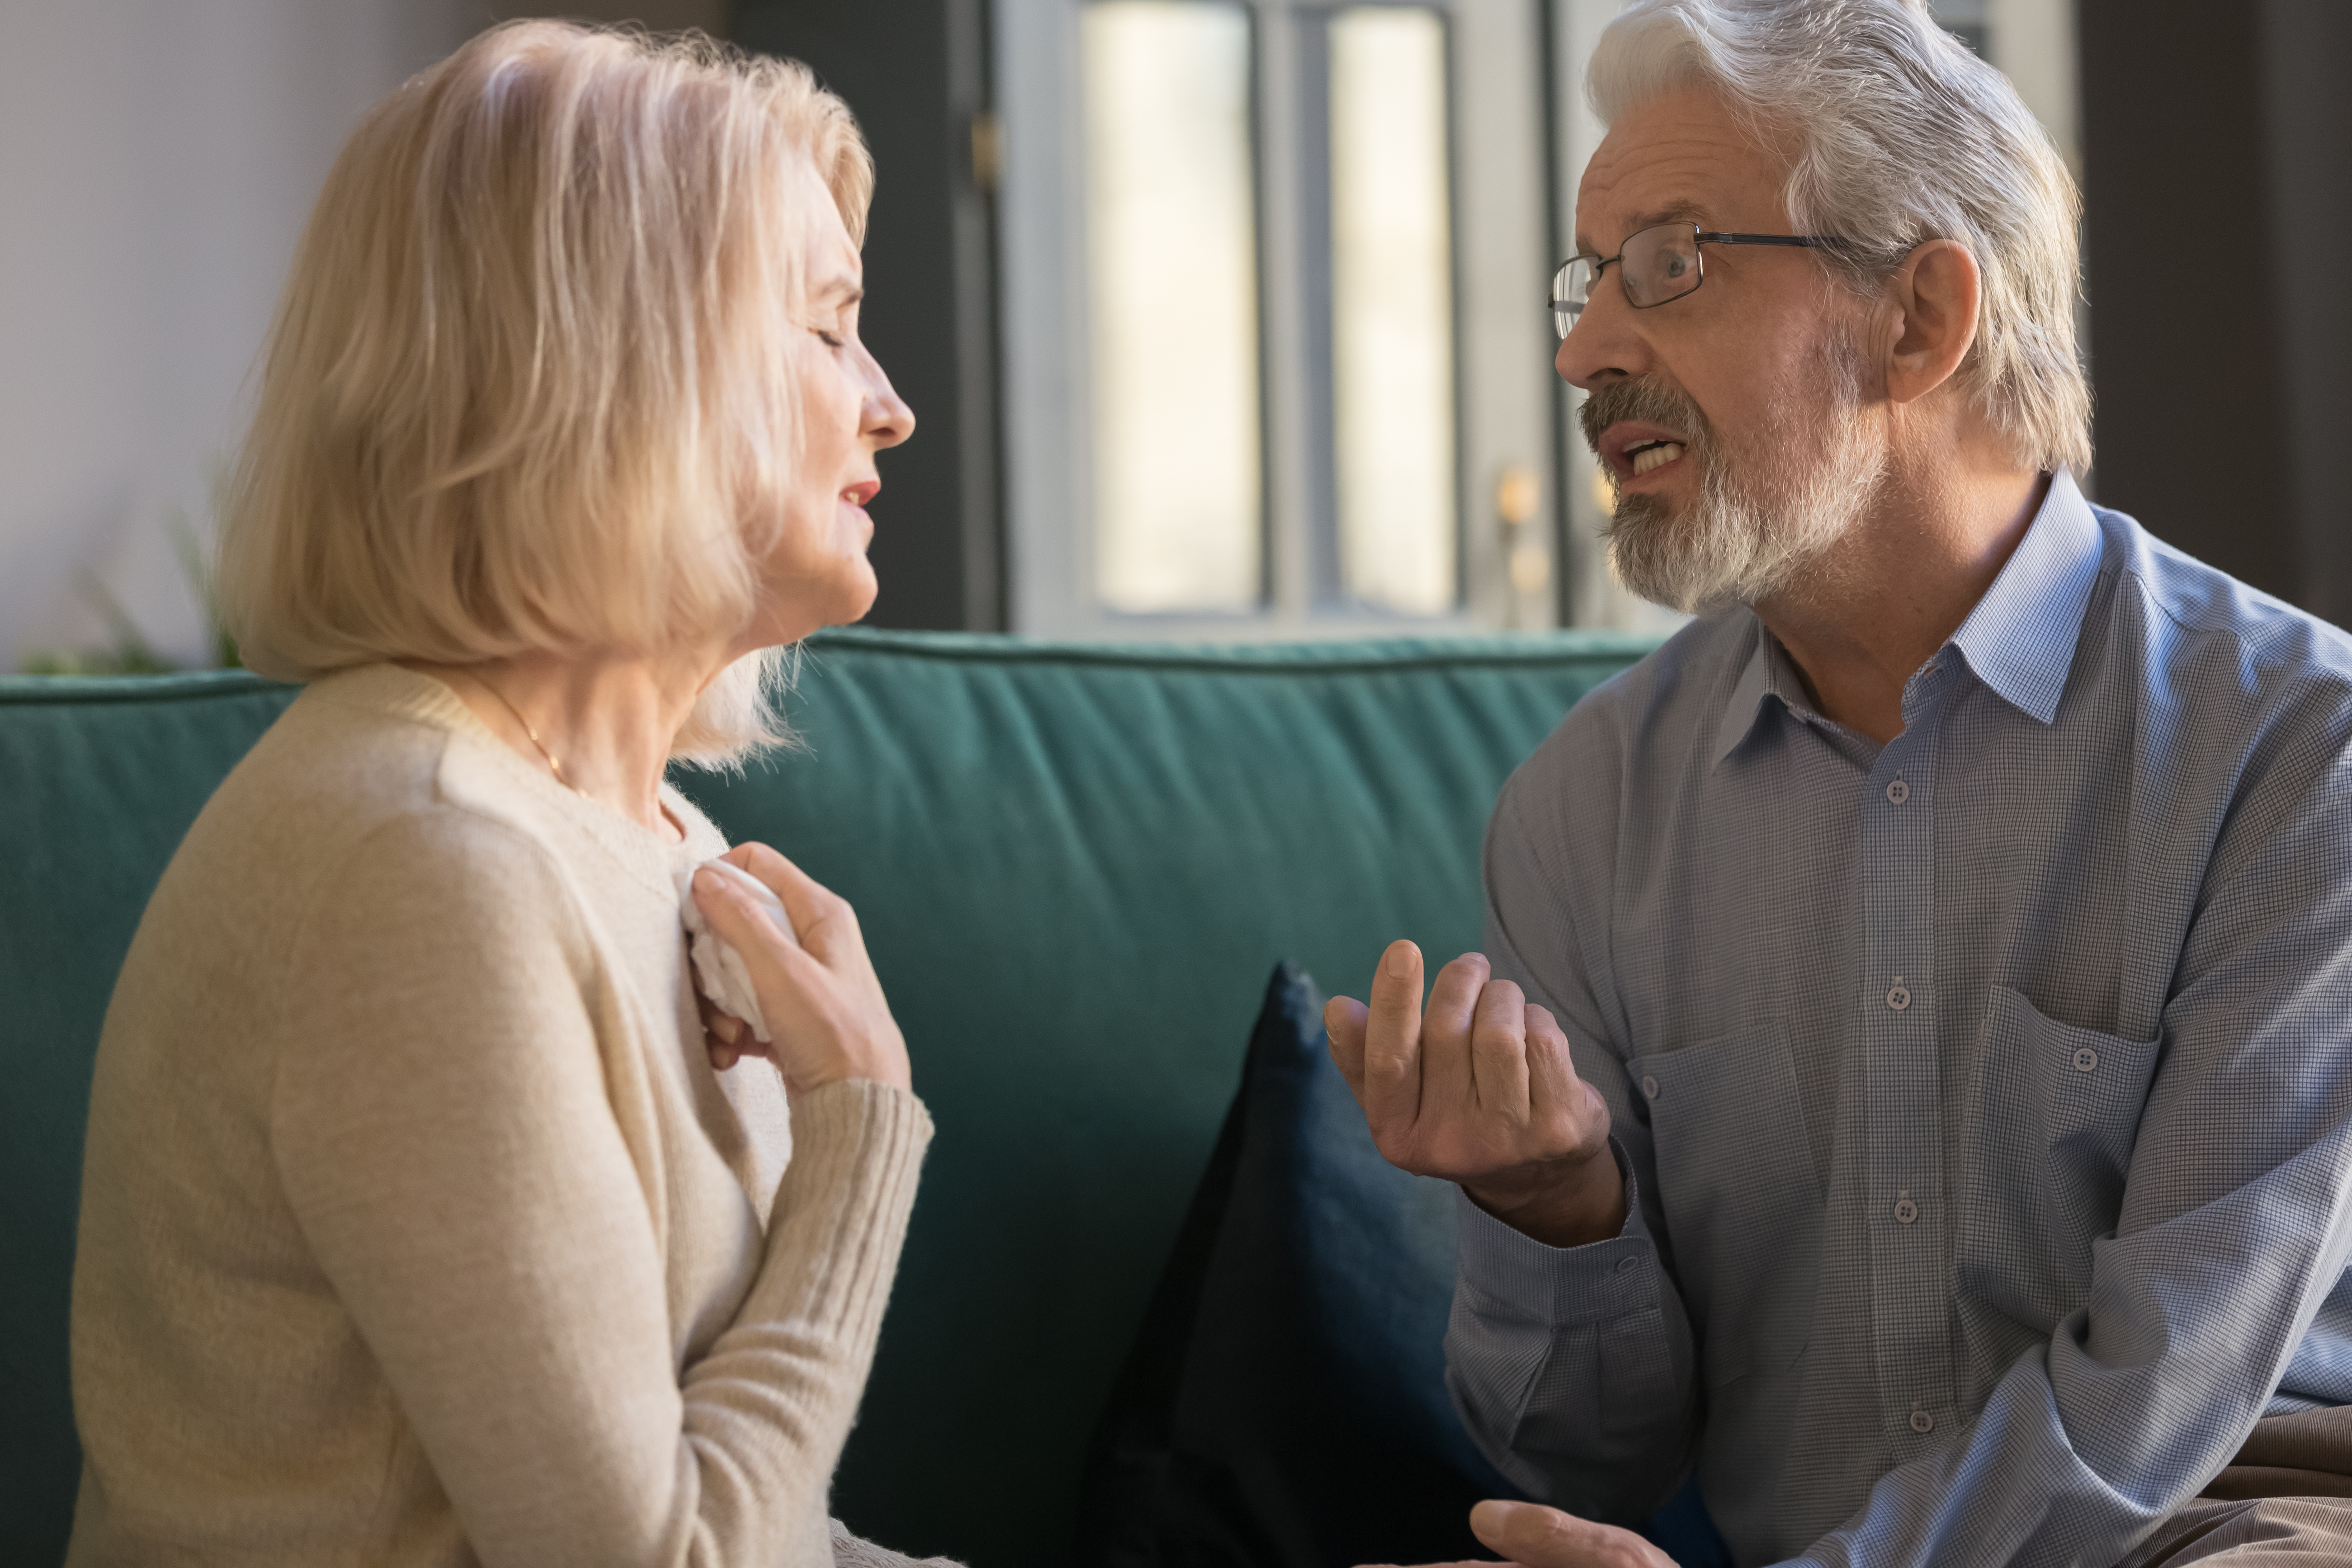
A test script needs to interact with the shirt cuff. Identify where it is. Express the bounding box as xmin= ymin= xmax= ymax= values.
xmin=1456 ymin=1138 xmax=1663 ymax=1325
